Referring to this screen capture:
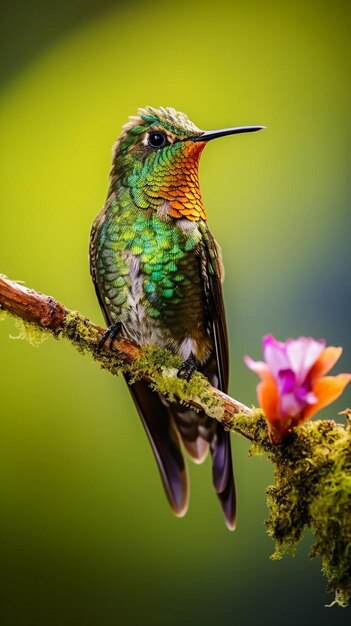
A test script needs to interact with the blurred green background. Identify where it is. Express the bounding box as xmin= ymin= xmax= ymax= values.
xmin=0 ymin=0 xmax=350 ymax=624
